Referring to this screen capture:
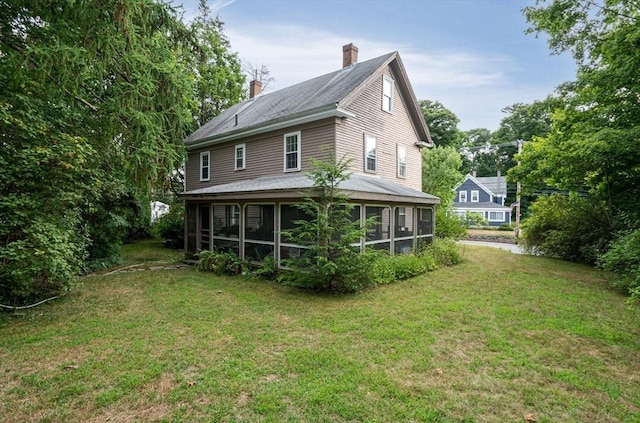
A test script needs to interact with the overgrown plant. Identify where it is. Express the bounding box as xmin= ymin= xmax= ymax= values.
xmin=598 ymin=229 xmax=640 ymax=304
xmin=196 ymin=250 xmax=245 ymax=276
xmin=280 ymin=155 xmax=376 ymax=293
